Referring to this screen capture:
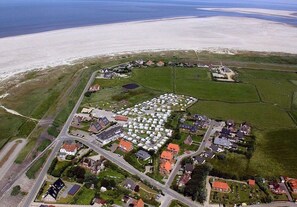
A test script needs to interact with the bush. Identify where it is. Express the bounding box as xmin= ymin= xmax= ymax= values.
xmin=11 ymin=185 xmax=21 ymax=196
xmin=48 ymin=157 xmax=58 ymax=174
